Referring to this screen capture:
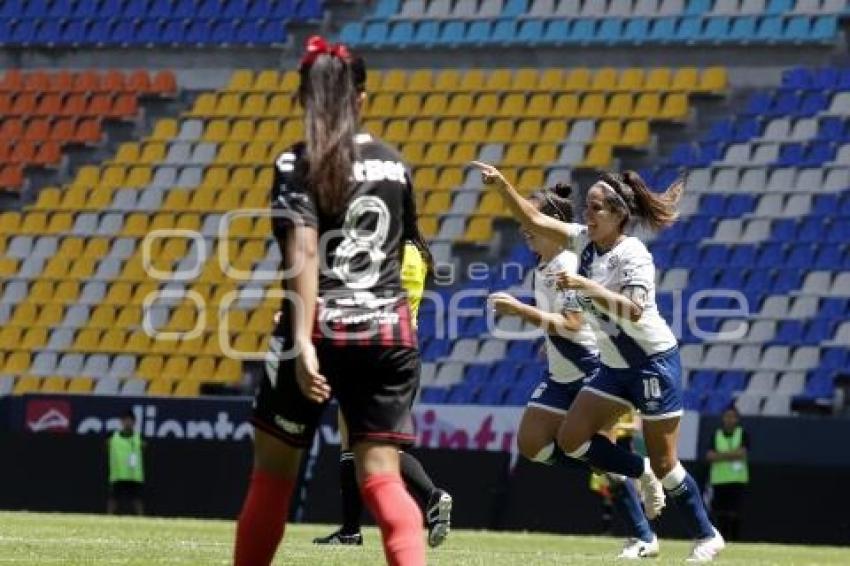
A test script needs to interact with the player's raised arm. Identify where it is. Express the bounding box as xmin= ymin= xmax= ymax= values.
xmin=470 ymin=160 xmax=580 ymax=248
